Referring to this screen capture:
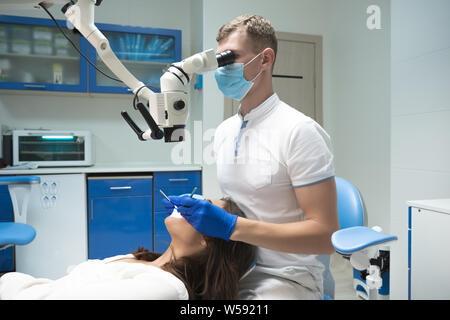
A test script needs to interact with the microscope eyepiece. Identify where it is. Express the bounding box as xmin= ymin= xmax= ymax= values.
xmin=216 ymin=50 xmax=235 ymax=67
